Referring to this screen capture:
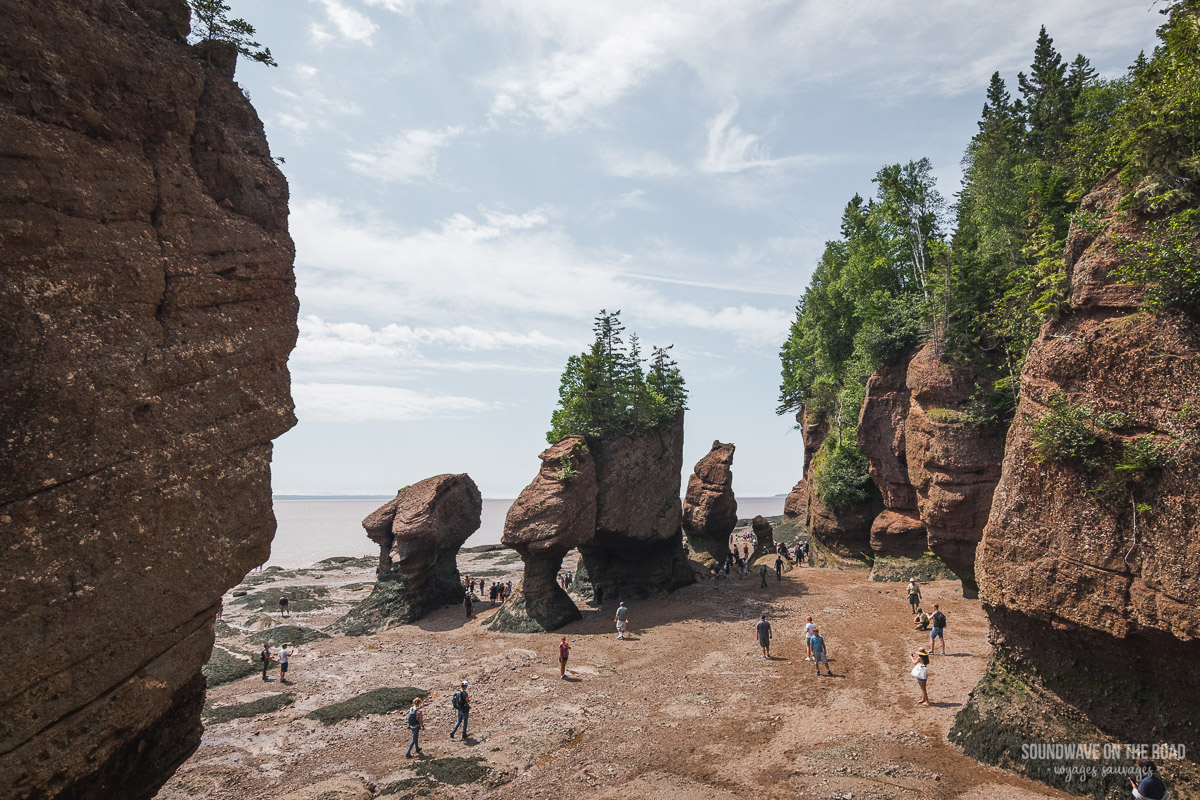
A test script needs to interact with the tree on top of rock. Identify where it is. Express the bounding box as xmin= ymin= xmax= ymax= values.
xmin=188 ymin=0 xmax=277 ymax=67
xmin=548 ymin=310 xmax=687 ymax=443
